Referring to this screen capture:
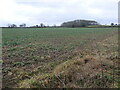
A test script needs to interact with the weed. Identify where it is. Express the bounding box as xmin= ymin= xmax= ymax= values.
xmin=3 ymin=68 xmax=11 ymax=73
xmin=12 ymin=61 xmax=29 ymax=67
